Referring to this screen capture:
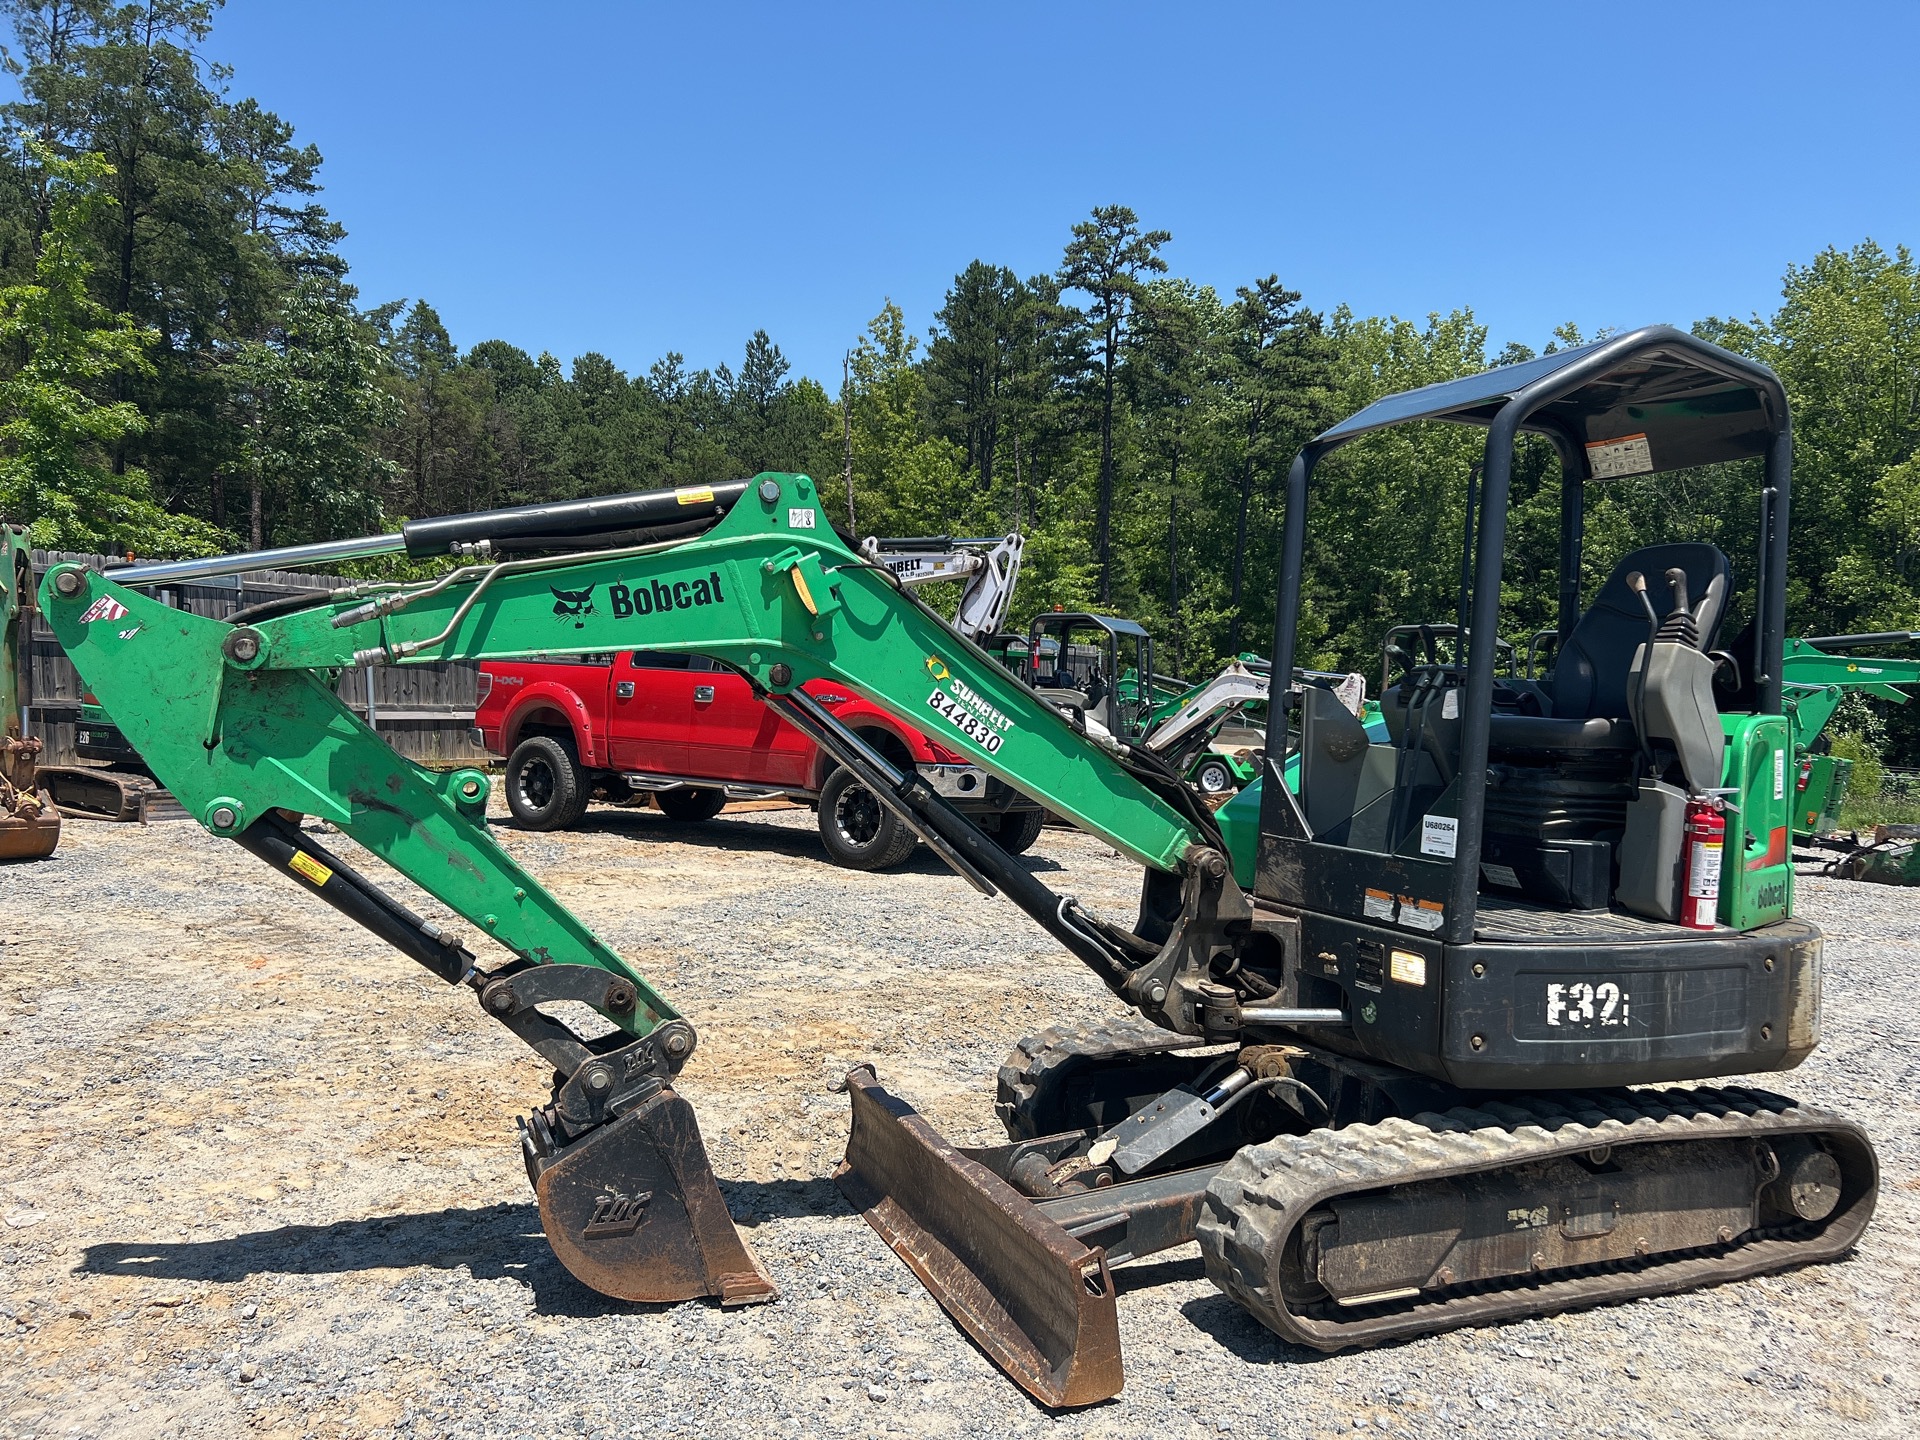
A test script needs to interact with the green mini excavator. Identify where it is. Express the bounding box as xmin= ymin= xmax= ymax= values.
xmin=47 ymin=328 xmax=1876 ymax=1407
xmin=1 ymin=521 xmax=60 ymax=860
